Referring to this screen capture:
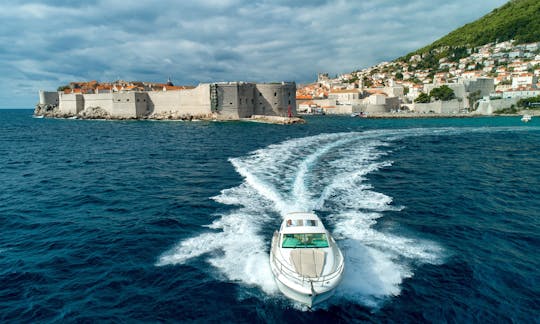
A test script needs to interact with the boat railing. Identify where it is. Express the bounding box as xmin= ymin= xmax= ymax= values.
xmin=271 ymin=231 xmax=344 ymax=286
